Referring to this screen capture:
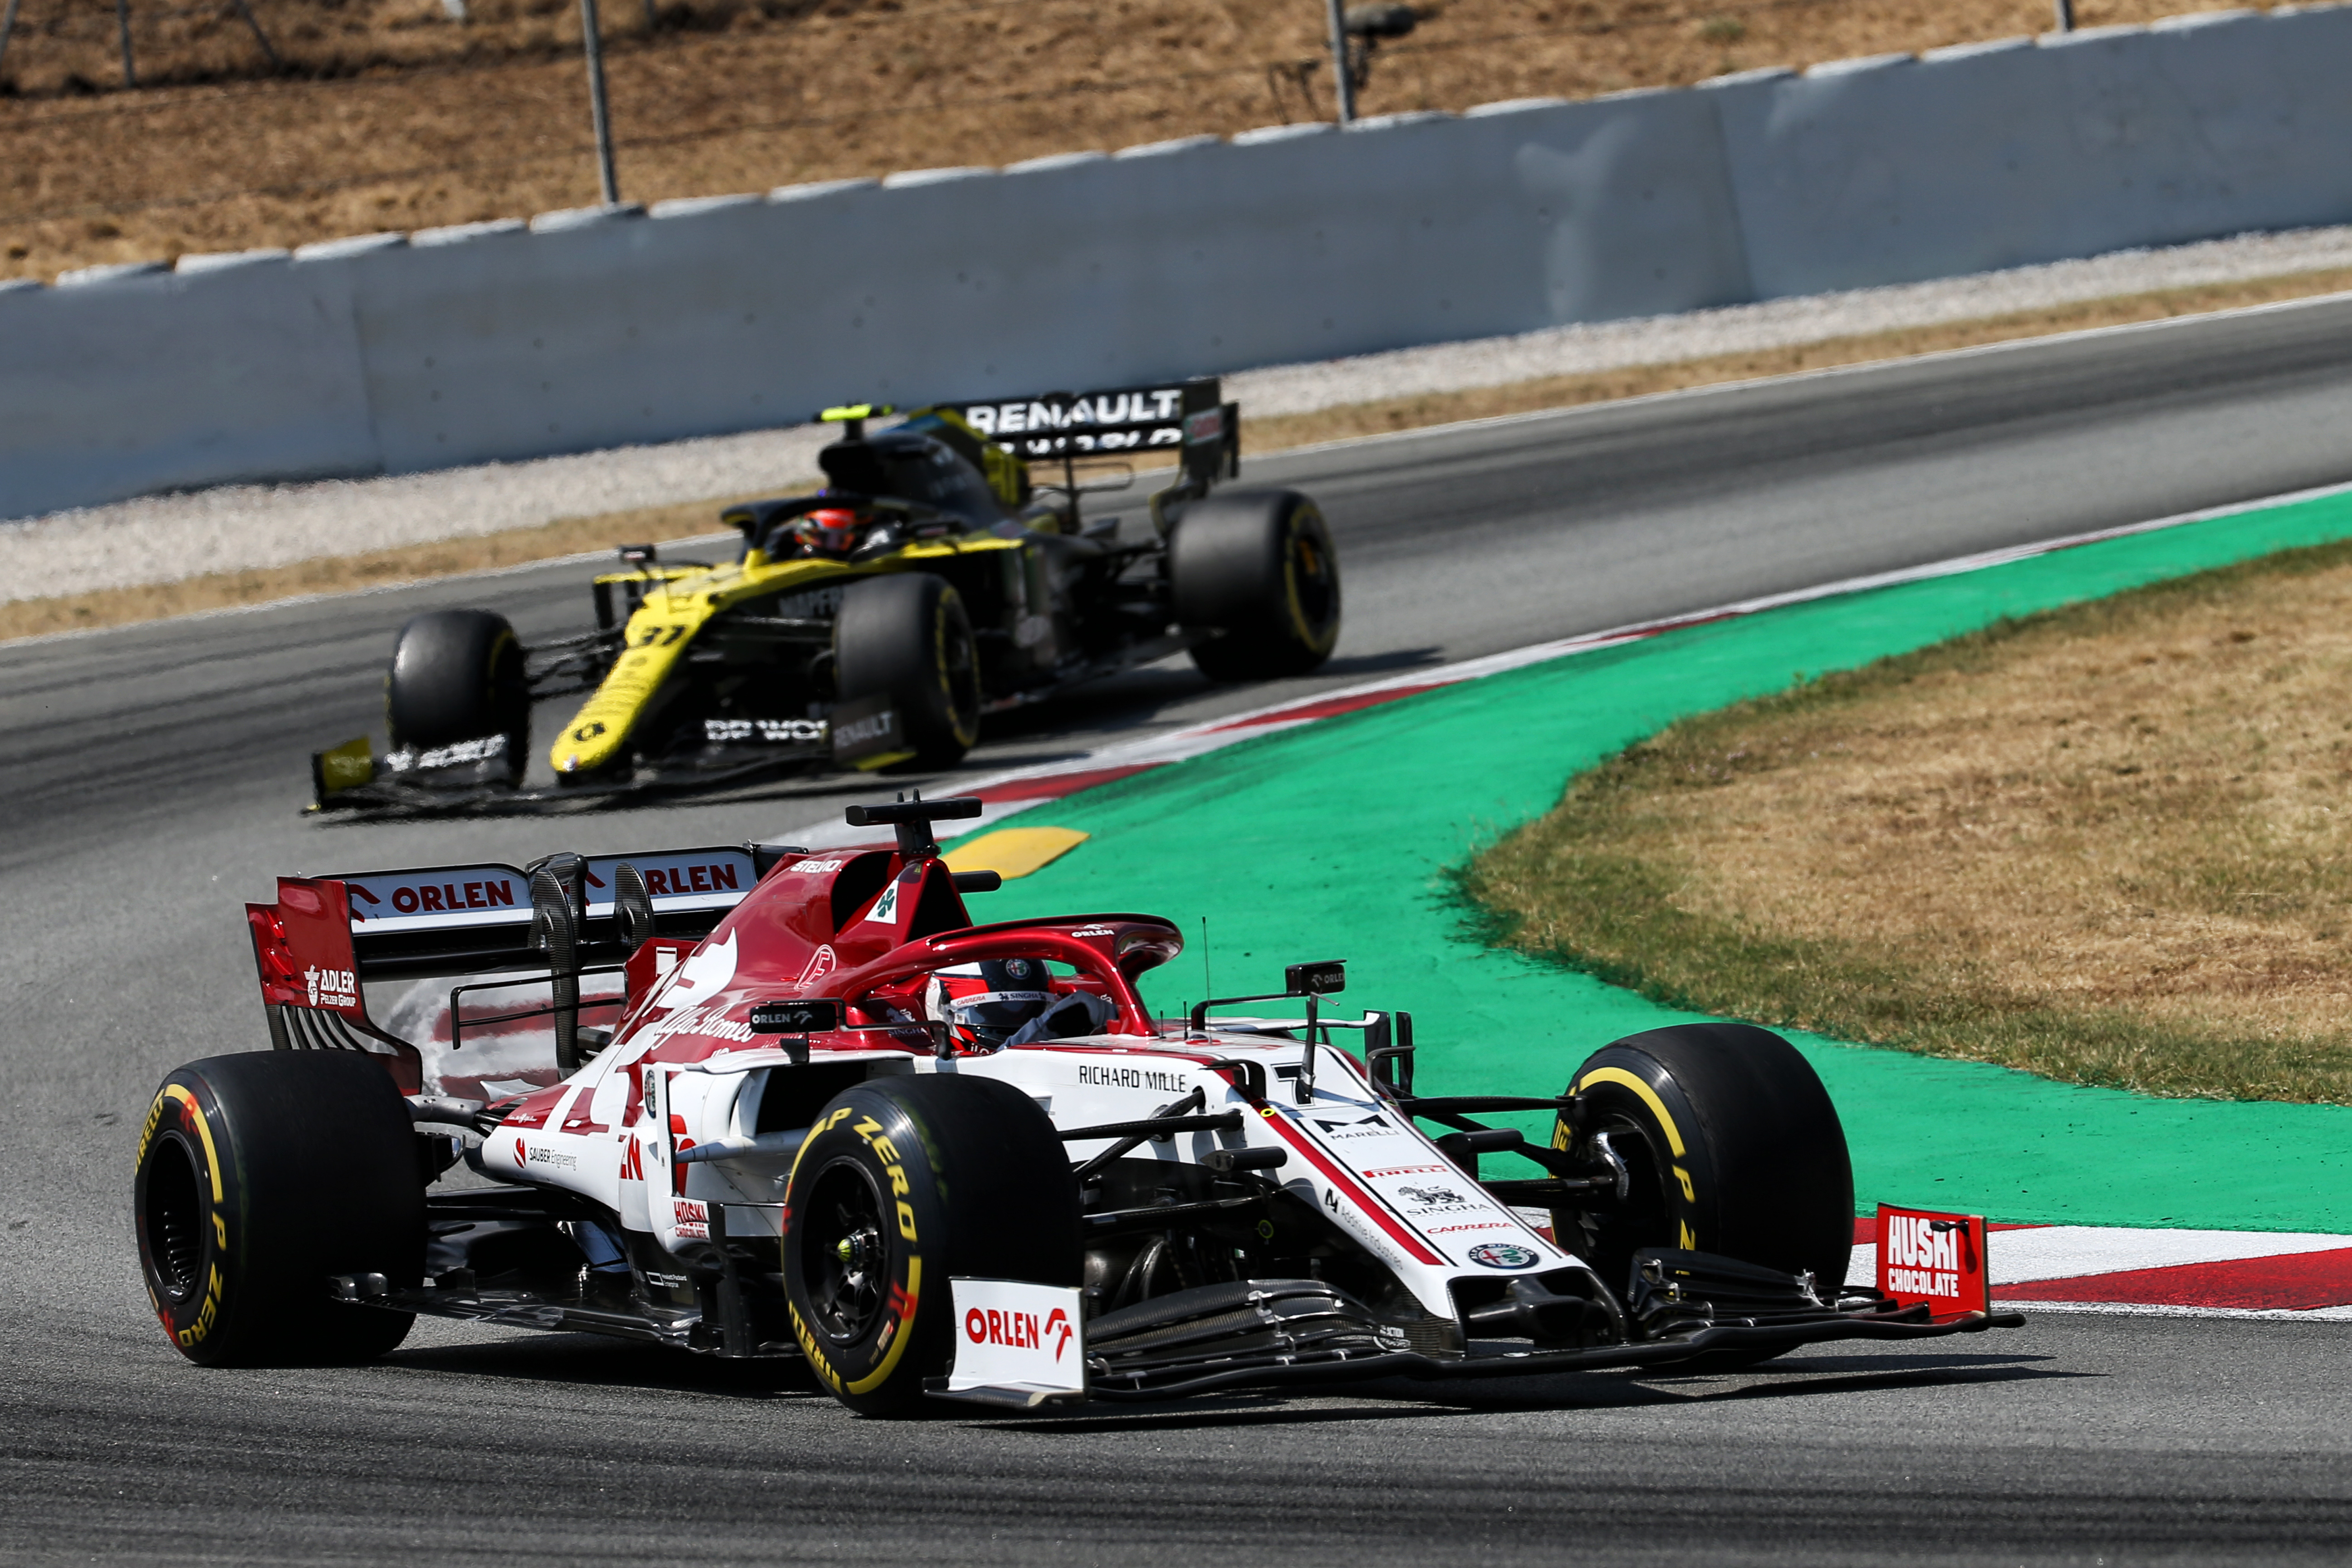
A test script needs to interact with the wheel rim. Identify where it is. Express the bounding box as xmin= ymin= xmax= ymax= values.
xmin=143 ymin=1133 xmax=206 ymax=1303
xmin=934 ymin=594 xmax=981 ymax=745
xmin=1281 ymin=512 xmax=1339 ymax=648
xmin=1571 ymin=1108 xmax=1676 ymax=1283
xmin=801 ymin=1158 xmax=892 ymax=1344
